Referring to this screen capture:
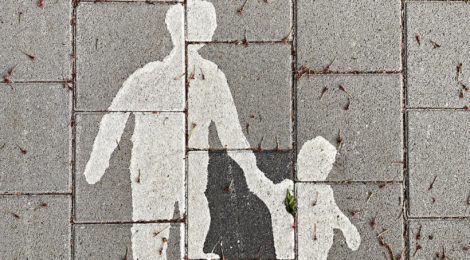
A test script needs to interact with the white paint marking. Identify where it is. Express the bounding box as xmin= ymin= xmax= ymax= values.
xmin=132 ymin=223 xmax=184 ymax=260
xmin=83 ymin=4 xmax=185 ymax=259
xmin=297 ymin=137 xmax=361 ymax=260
